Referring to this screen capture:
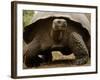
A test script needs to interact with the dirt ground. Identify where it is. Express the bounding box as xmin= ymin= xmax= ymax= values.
xmin=24 ymin=51 xmax=91 ymax=69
